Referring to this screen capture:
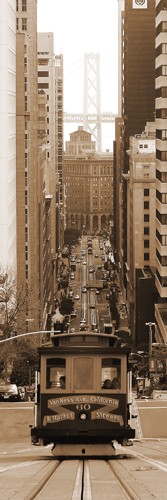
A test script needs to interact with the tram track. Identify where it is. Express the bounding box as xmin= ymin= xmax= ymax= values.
xmin=1 ymin=450 xmax=167 ymax=499
xmin=26 ymin=458 xmax=143 ymax=500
